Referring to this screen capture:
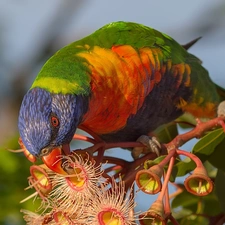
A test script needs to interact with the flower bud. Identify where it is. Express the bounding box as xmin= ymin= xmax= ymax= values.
xmin=139 ymin=200 xmax=166 ymax=225
xmin=184 ymin=167 xmax=213 ymax=196
xmin=29 ymin=164 xmax=52 ymax=197
xmin=135 ymin=165 xmax=163 ymax=194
